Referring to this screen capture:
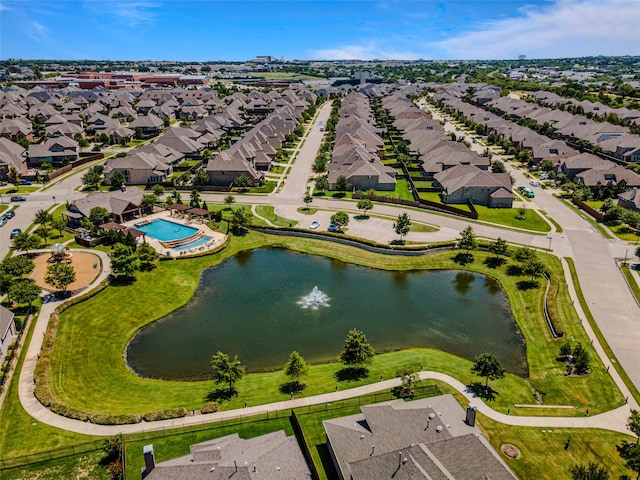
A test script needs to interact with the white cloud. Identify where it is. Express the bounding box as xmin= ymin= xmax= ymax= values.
xmin=310 ymin=42 xmax=420 ymax=61
xmin=431 ymin=0 xmax=640 ymax=59
xmin=27 ymin=20 xmax=49 ymax=44
xmin=84 ymin=0 xmax=157 ymax=27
